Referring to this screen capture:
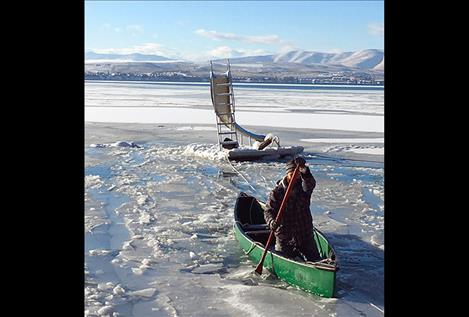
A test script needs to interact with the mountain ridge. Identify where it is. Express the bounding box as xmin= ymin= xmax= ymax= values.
xmin=86 ymin=49 xmax=383 ymax=70
xmin=220 ymin=49 xmax=383 ymax=70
